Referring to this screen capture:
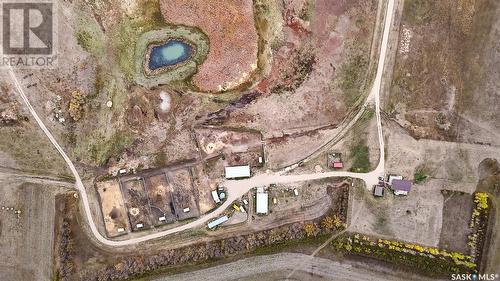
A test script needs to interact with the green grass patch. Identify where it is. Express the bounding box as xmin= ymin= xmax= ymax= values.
xmin=75 ymin=15 xmax=104 ymax=55
xmin=414 ymin=167 xmax=428 ymax=184
xmin=403 ymin=0 xmax=435 ymax=26
xmin=349 ymin=141 xmax=371 ymax=173
xmin=359 ymin=108 xmax=375 ymax=122
xmin=109 ymin=0 xmax=166 ymax=81
xmin=338 ymin=54 xmax=368 ymax=108
xmin=89 ymin=131 xmax=134 ymax=166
